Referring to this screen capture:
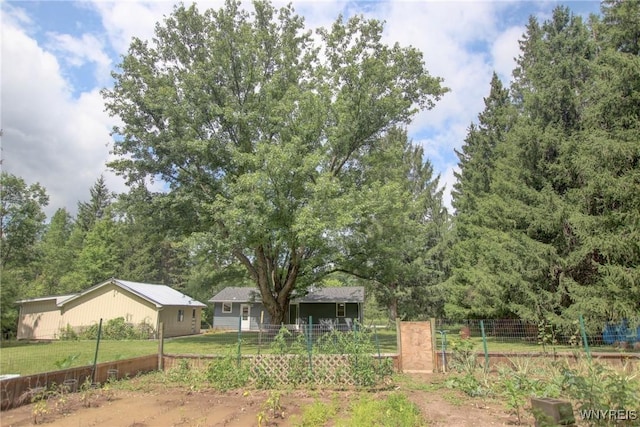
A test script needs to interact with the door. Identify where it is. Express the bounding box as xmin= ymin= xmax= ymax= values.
xmin=289 ymin=303 xmax=299 ymax=325
xmin=240 ymin=304 xmax=251 ymax=331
